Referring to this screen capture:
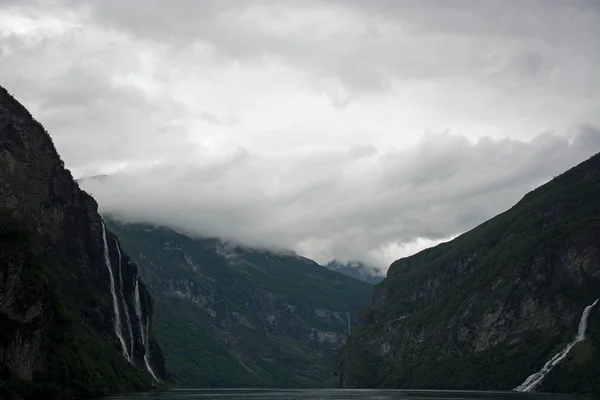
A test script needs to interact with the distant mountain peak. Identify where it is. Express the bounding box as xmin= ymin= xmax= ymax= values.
xmin=325 ymin=259 xmax=384 ymax=284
